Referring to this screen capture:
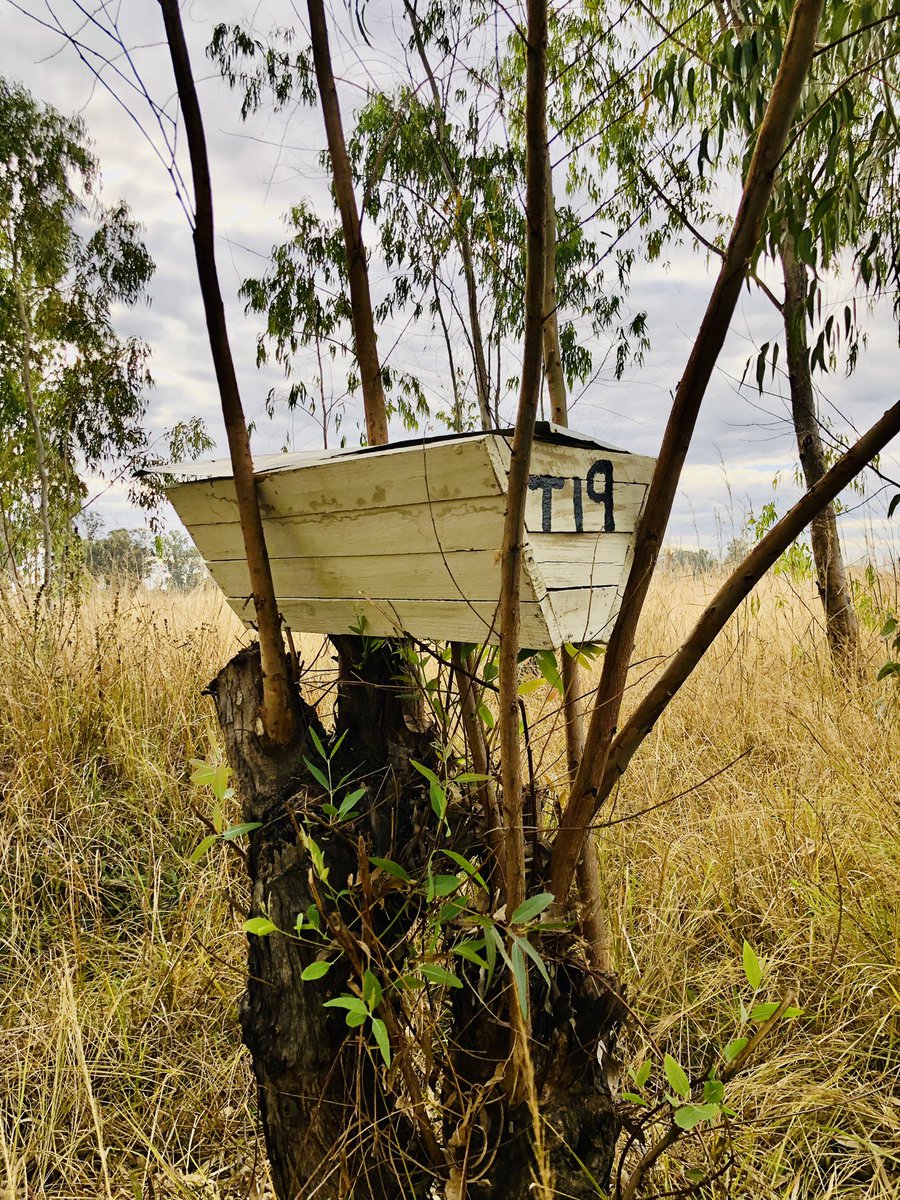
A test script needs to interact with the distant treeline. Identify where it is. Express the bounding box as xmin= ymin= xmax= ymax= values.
xmin=82 ymin=527 xmax=209 ymax=590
